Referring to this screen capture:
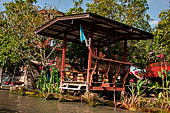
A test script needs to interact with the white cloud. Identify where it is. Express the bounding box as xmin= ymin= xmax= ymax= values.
xmin=150 ymin=20 xmax=159 ymax=25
